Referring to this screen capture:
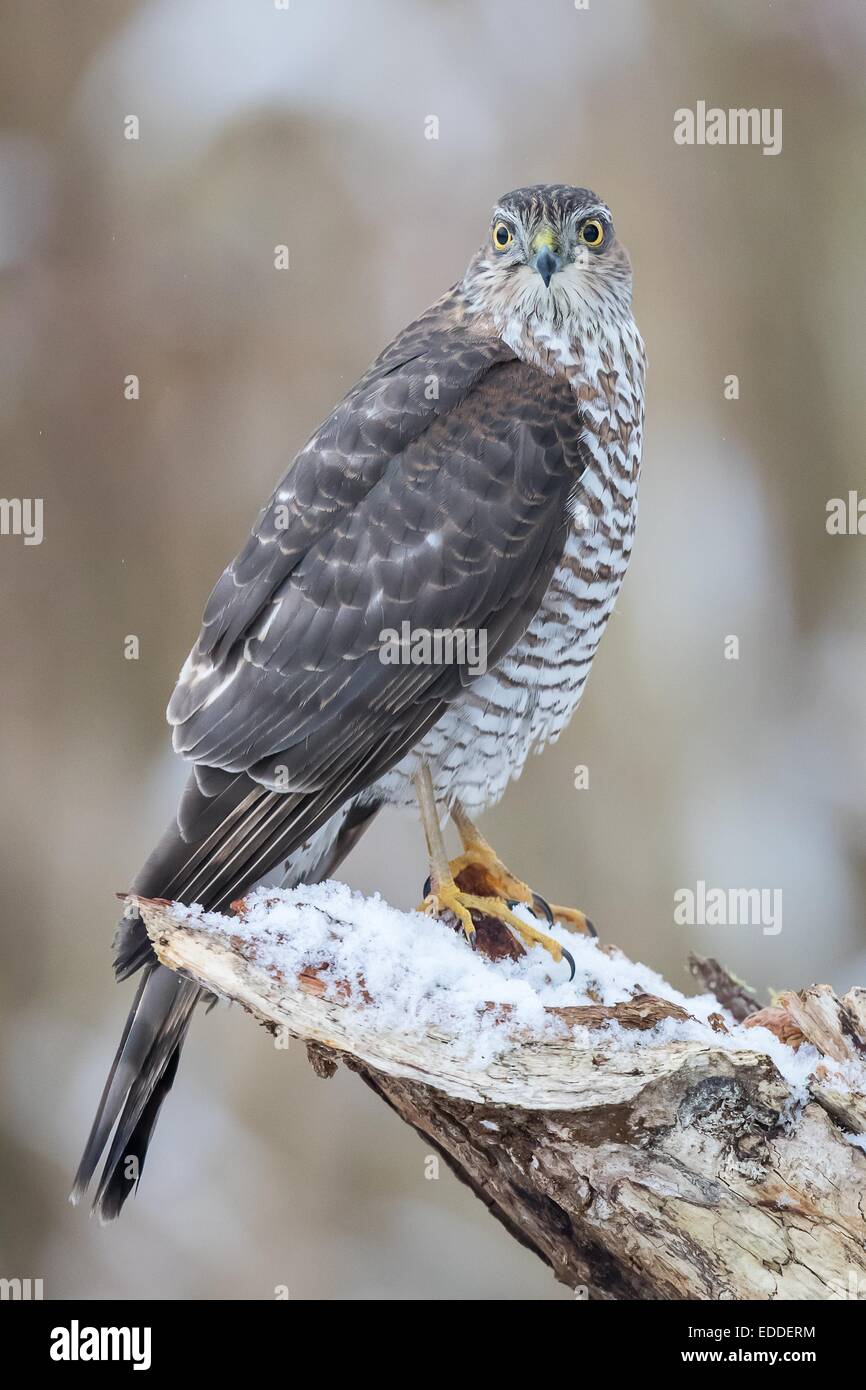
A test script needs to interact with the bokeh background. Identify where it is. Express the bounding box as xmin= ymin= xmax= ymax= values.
xmin=1 ymin=0 xmax=865 ymax=1300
